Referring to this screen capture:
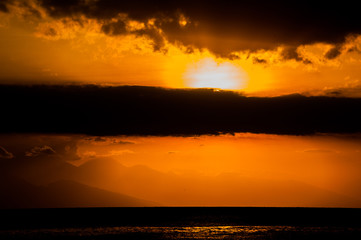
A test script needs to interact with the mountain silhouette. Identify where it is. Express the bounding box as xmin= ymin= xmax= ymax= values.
xmin=74 ymin=159 xmax=361 ymax=207
xmin=2 ymin=157 xmax=360 ymax=208
xmin=0 ymin=175 xmax=158 ymax=208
